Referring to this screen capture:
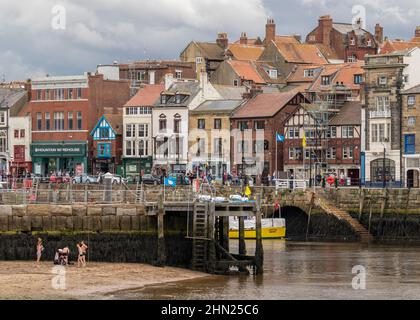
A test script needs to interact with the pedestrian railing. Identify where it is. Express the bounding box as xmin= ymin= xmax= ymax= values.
xmin=275 ymin=179 xmax=308 ymax=190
